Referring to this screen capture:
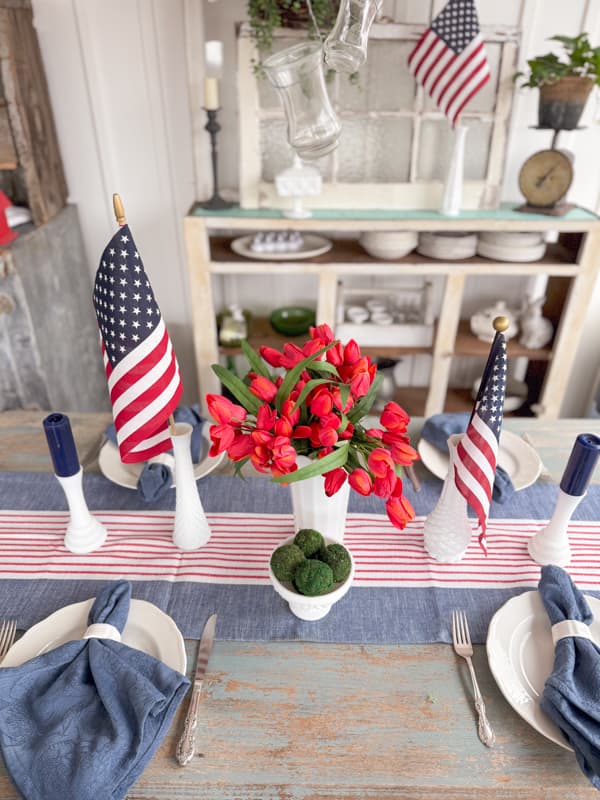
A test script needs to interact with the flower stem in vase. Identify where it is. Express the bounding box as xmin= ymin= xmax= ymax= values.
xmin=171 ymin=422 xmax=211 ymax=550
